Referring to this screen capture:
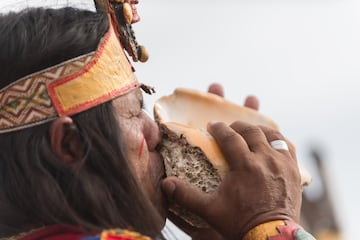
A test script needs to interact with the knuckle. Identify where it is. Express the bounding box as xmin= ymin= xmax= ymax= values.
xmin=248 ymin=160 xmax=264 ymax=173
xmin=239 ymin=125 xmax=262 ymax=137
xmin=219 ymin=130 xmax=238 ymax=145
xmin=259 ymin=126 xmax=284 ymax=140
xmin=269 ymin=132 xmax=284 ymax=141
